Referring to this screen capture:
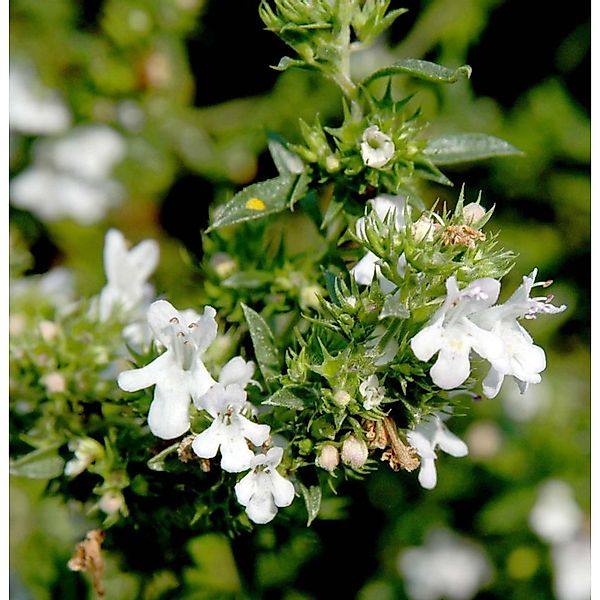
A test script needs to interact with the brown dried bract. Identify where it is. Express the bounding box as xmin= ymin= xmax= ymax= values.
xmin=441 ymin=225 xmax=486 ymax=248
xmin=364 ymin=417 xmax=420 ymax=472
xmin=178 ymin=435 xmax=211 ymax=471
xmin=68 ymin=529 xmax=105 ymax=598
